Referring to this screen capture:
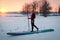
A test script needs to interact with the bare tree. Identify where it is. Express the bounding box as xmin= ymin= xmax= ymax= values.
xmin=40 ymin=0 xmax=51 ymax=17
xmin=38 ymin=0 xmax=43 ymax=15
xmin=58 ymin=6 xmax=60 ymax=15
xmin=32 ymin=1 xmax=38 ymax=11
xmin=22 ymin=1 xmax=38 ymax=14
xmin=22 ymin=3 xmax=31 ymax=14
